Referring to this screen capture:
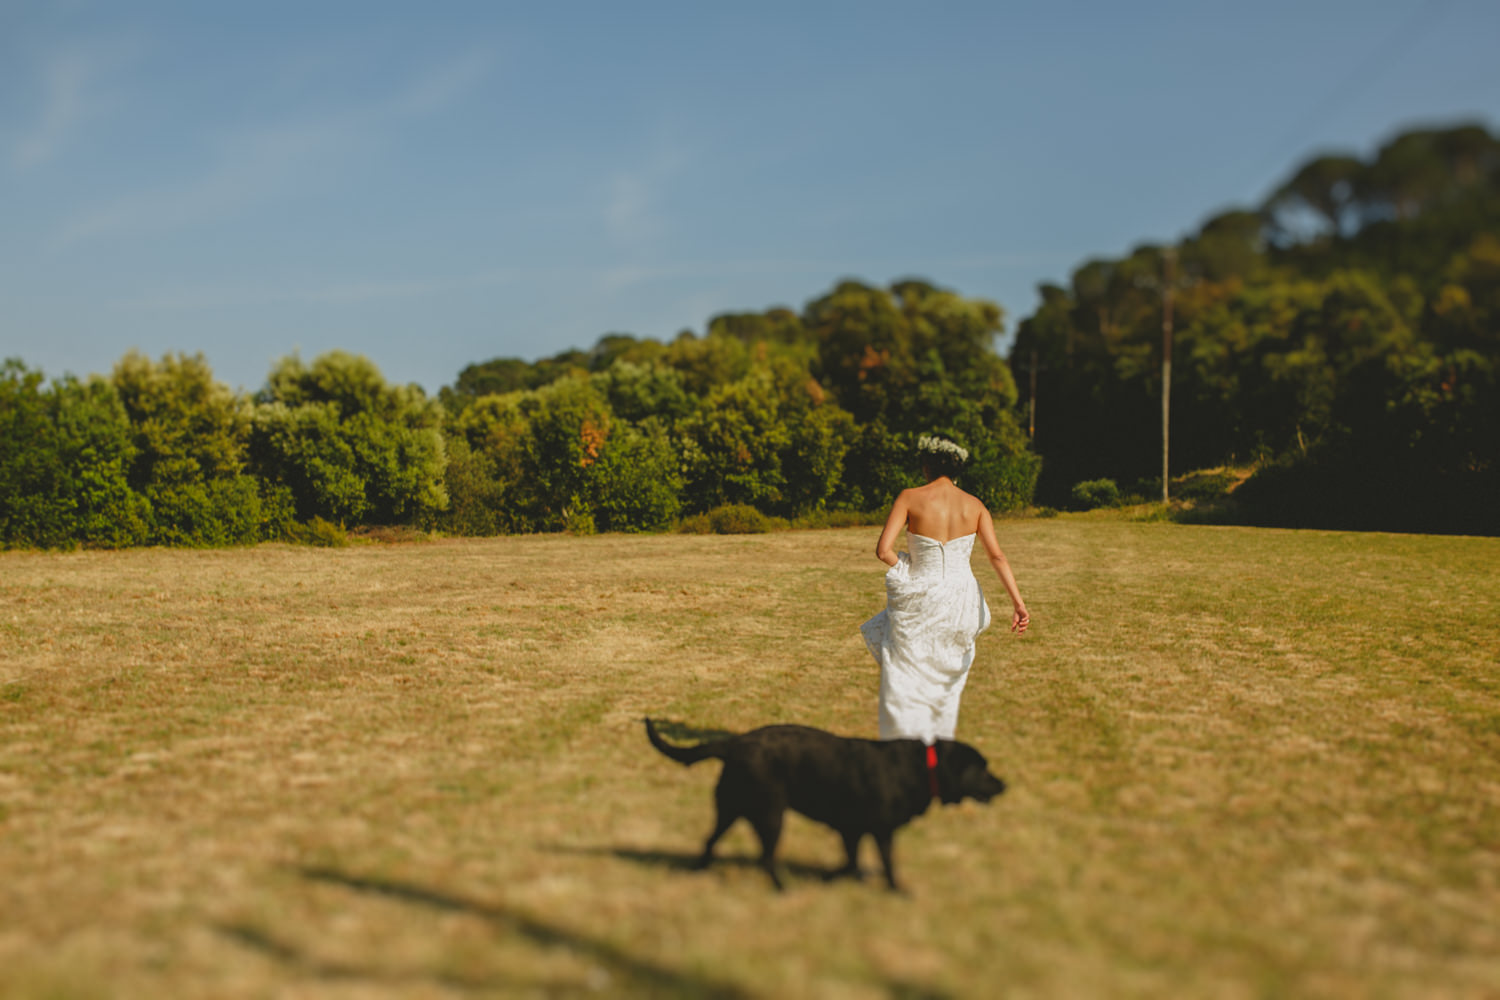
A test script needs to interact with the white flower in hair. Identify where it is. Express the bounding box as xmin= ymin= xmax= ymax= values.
xmin=917 ymin=435 xmax=969 ymax=462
